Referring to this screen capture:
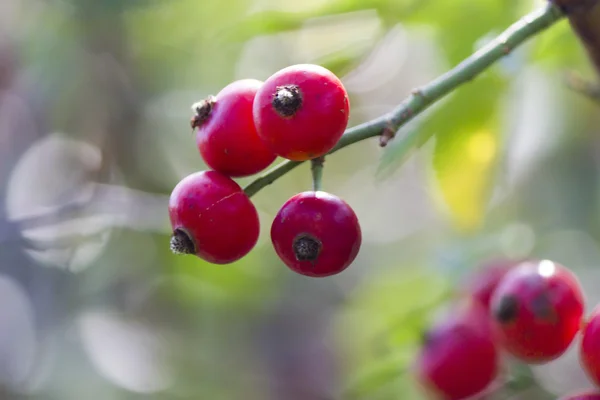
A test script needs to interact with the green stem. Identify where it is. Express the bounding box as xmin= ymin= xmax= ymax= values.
xmin=243 ymin=3 xmax=564 ymax=198
xmin=311 ymin=157 xmax=325 ymax=191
